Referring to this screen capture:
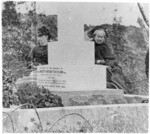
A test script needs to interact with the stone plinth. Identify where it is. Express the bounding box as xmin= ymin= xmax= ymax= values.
xmin=51 ymin=89 xmax=124 ymax=106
